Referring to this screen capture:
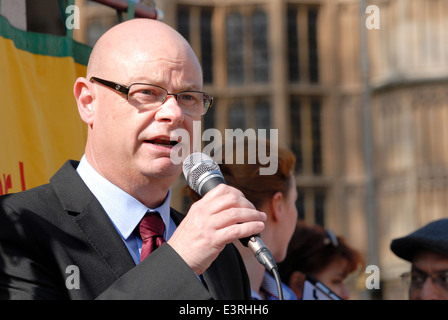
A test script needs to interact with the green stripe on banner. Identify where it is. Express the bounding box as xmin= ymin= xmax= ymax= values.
xmin=127 ymin=0 xmax=135 ymax=19
xmin=0 ymin=14 xmax=91 ymax=65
